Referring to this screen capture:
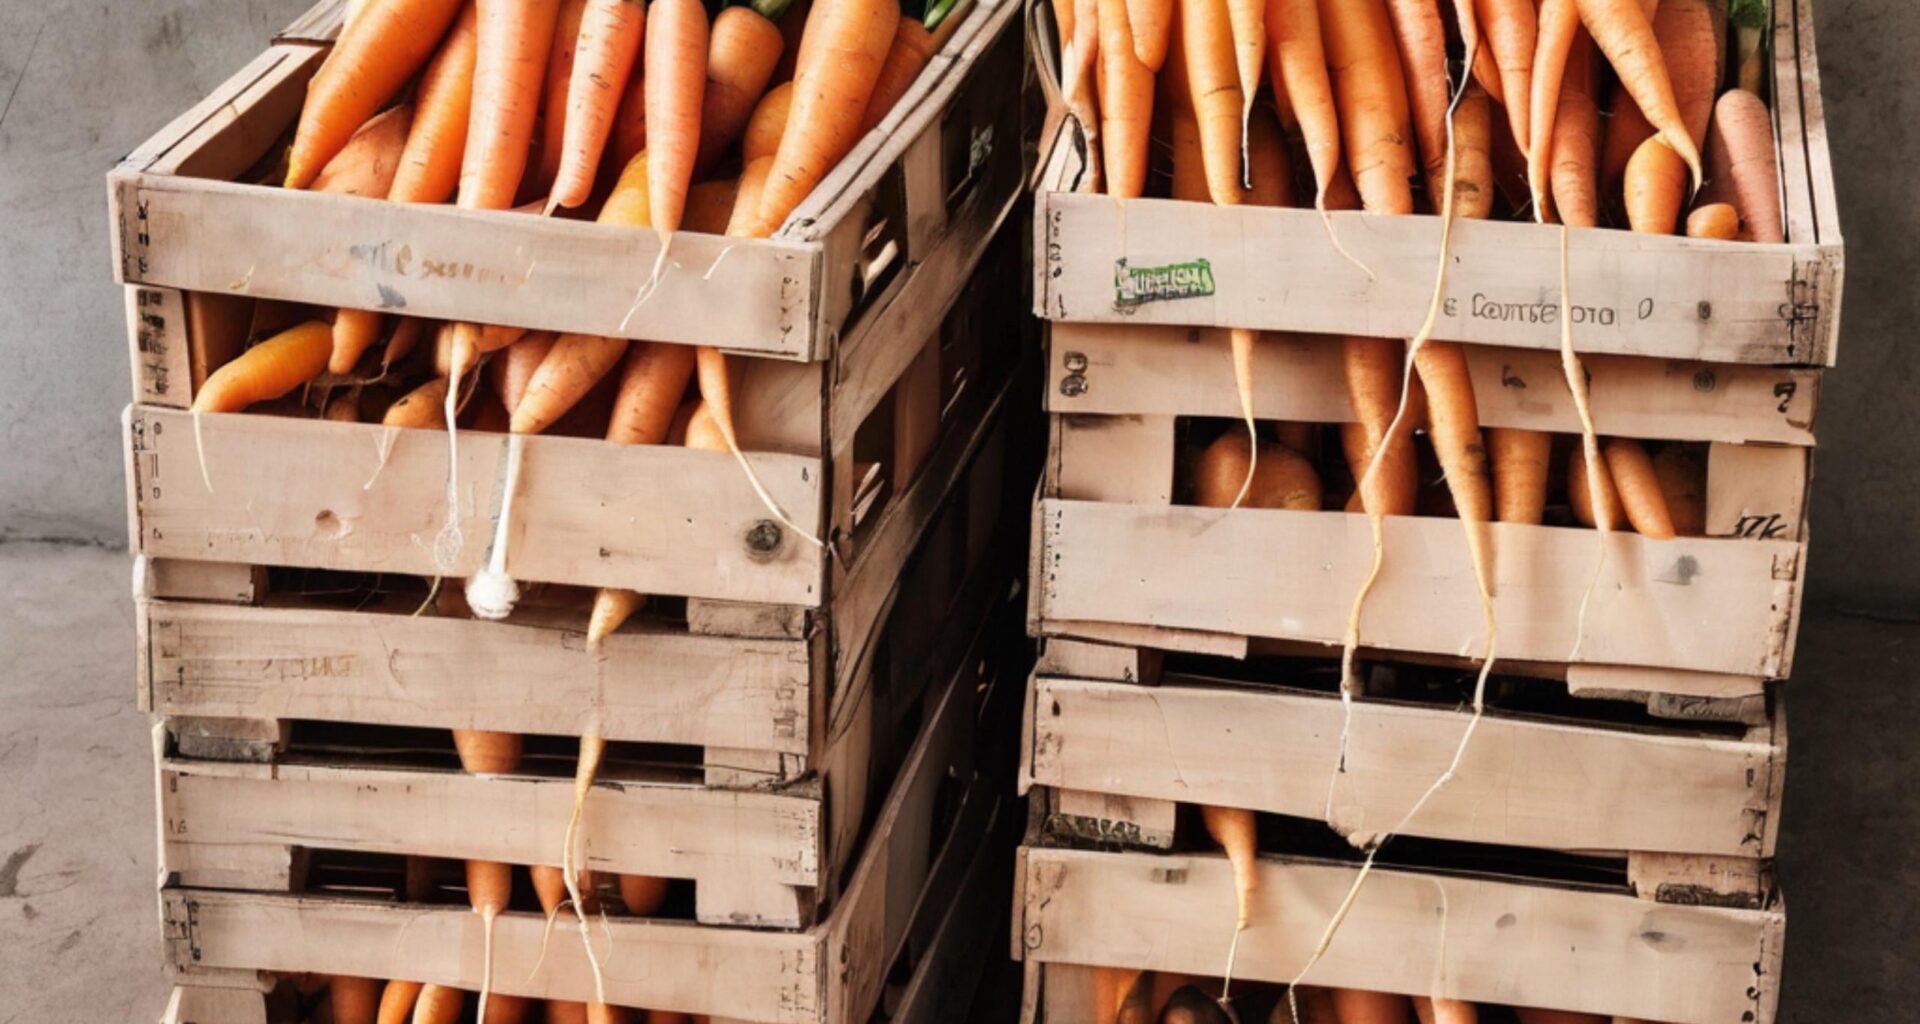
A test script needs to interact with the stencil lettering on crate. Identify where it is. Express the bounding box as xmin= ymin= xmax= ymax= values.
xmin=345 ymin=241 xmax=521 ymax=302
xmin=1445 ymin=292 xmax=1642 ymax=328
